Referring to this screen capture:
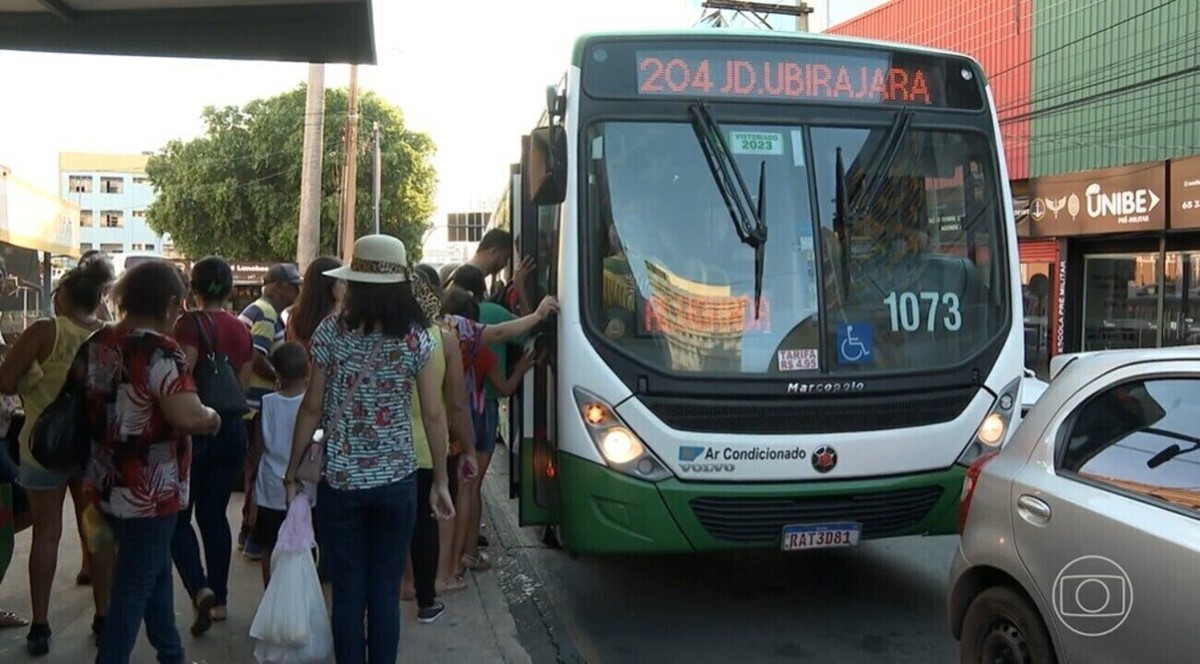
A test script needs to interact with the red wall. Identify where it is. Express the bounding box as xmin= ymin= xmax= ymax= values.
xmin=827 ymin=0 xmax=1031 ymax=181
